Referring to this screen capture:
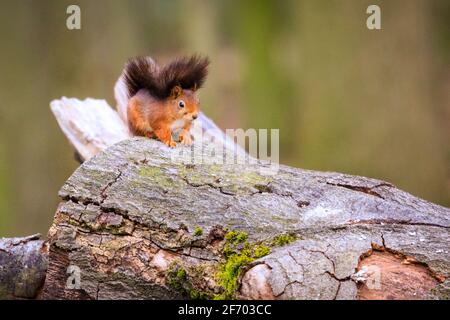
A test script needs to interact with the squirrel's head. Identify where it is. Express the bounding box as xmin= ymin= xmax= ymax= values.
xmin=168 ymin=85 xmax=200 ymax=121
